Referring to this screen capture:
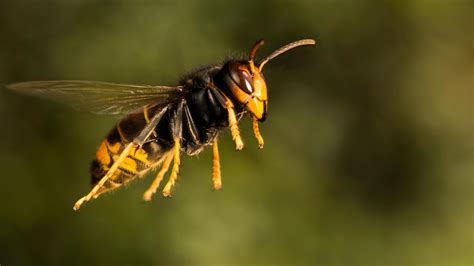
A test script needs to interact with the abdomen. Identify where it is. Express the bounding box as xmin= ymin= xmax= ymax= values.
xmin=90 ymin=105 xmax=173 ymax=196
